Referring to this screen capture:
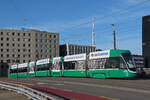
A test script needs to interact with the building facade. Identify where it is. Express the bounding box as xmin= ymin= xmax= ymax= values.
xmin=142 ymin=15 xmax=150 ymax=68
xmin=0 ymin=29 xmax=59 ymax=65
xmin=0 ymin=63 xmax=8 ymax=77
xmin=132 ymin=55 xmax=144 ymax=68
xmin=60 ymin=44 xmax=96 ymax=56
